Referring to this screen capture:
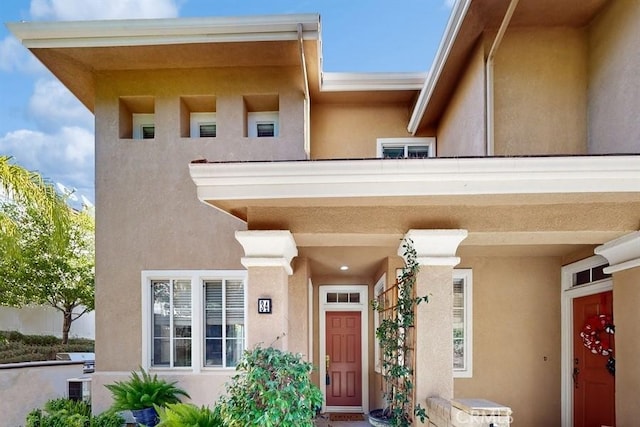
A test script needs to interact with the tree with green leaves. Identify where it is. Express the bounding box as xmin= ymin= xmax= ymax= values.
xmin=0 ymin=155 xmax=70 ymax=250
xmin=0 ymin=201 xmax=95 ymax=344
